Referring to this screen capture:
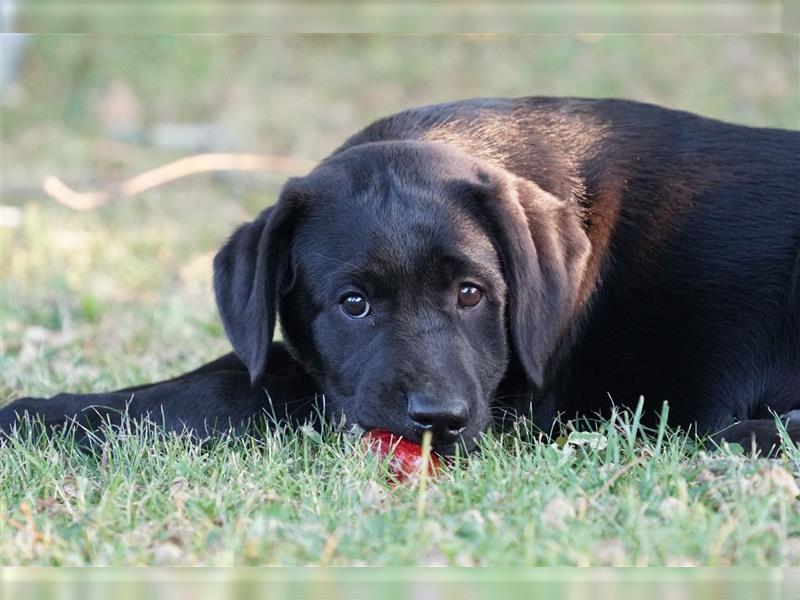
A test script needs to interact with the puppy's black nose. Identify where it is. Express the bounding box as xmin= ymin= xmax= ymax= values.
xmin=407 ymin=392 xmax=468 ymax=440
